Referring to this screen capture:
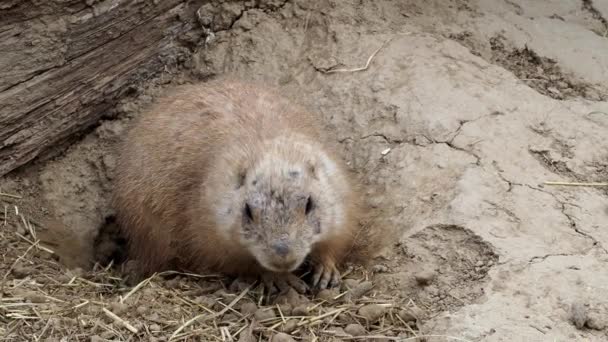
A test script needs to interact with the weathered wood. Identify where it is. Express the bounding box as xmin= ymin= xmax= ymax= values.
xmin=0 ymin=0 xmax=191 ymax=176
